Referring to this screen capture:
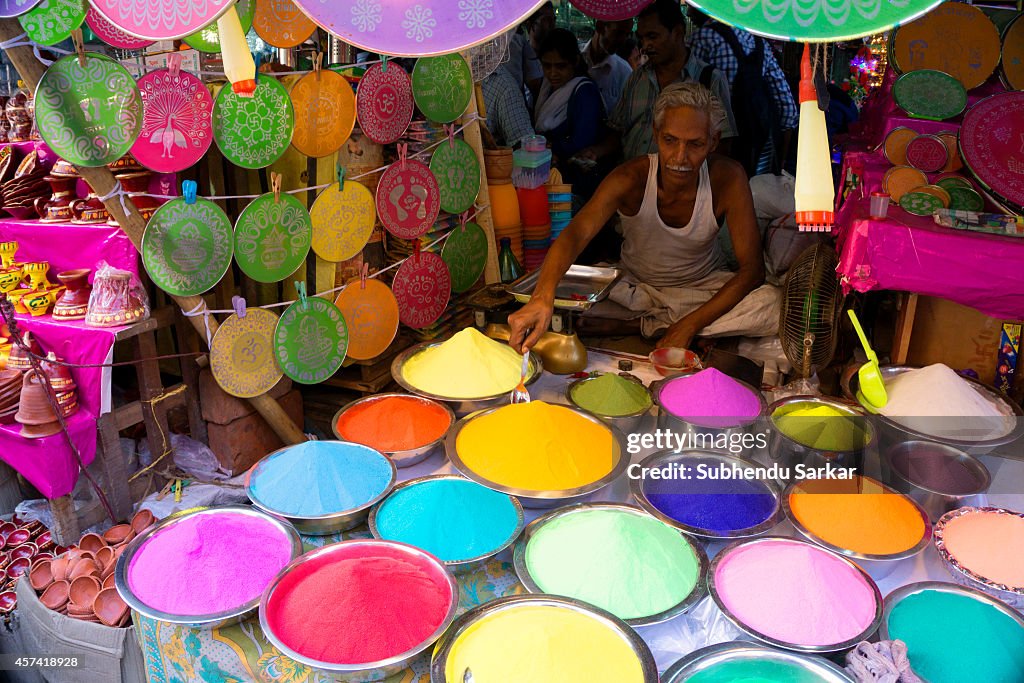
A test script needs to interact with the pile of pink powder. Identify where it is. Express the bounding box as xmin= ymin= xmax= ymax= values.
xmin=658 ymin=368 xmax=762 ymax=428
